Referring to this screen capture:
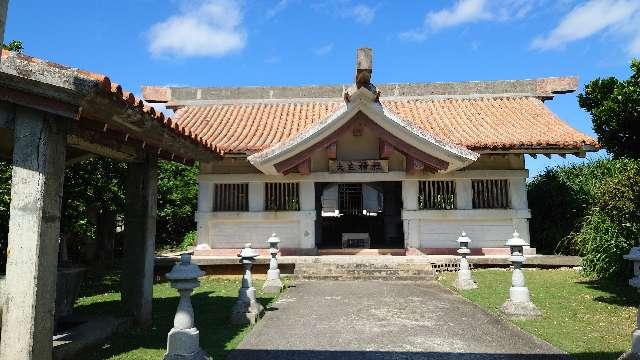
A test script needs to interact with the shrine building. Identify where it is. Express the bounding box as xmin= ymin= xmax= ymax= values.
xmin=143 ymin=48 xmax=598 ymax=256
